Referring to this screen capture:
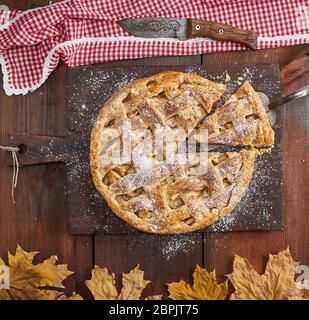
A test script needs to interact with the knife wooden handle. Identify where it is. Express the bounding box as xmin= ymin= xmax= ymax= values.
xmin=187 ymin=19 xmax=258 ymax=50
